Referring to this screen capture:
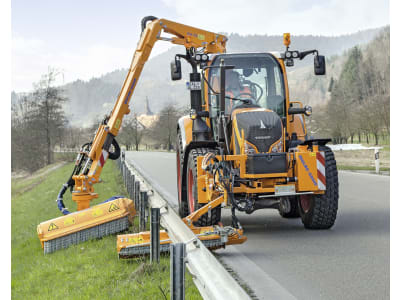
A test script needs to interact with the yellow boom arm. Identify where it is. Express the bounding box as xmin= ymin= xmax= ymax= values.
xmin=71 ymin=17 xmax=227 ymax=210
